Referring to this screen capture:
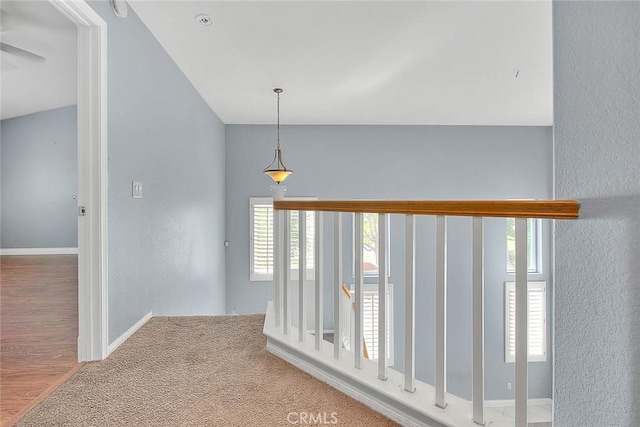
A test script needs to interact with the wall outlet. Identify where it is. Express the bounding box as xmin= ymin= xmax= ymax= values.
xmin=132 ymin=181 xmax=142 ymax=198
xmin=507 ymin=382 xmax=512 ymax=390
